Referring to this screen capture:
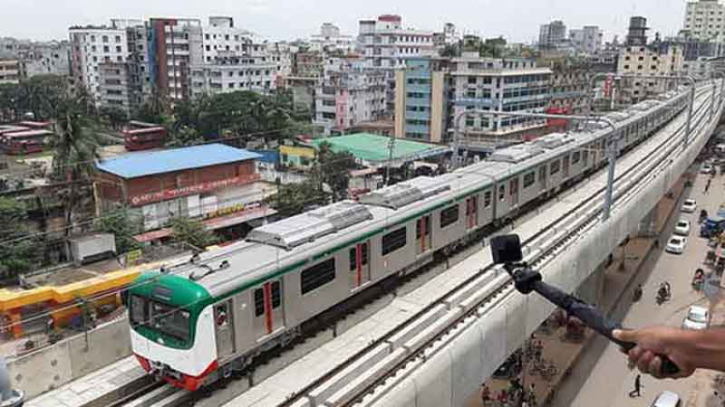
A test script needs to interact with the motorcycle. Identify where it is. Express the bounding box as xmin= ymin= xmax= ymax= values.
xmin=693 ymin=269 xmax=705 ymax=291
